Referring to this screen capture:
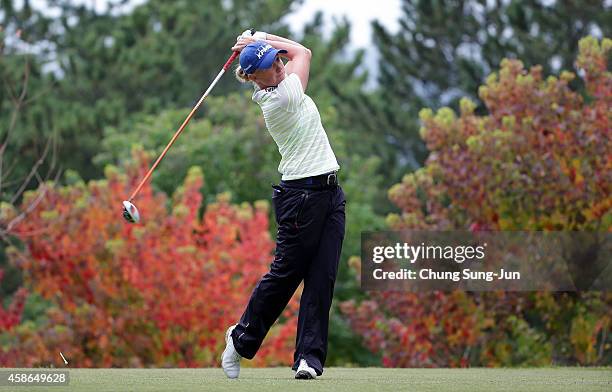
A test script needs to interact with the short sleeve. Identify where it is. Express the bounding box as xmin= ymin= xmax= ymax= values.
xmin=276 ymin=73 xmax=305 ymax=112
